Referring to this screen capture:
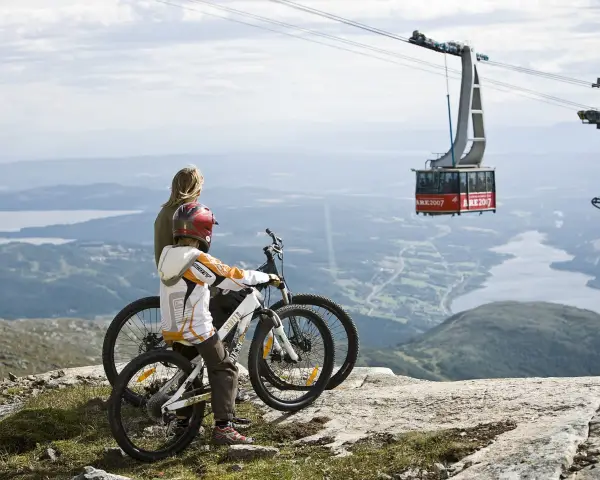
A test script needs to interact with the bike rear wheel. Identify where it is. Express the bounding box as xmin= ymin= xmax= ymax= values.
xmin=269 ymin=294 xmax=359 ymax=390
xmin=248 ymin=305 xmax=334 ymax=412
xmin=107 ymin=349 xmax=206 ymax=463
xmin=102 ymin=296 xmax=167 ymax=406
